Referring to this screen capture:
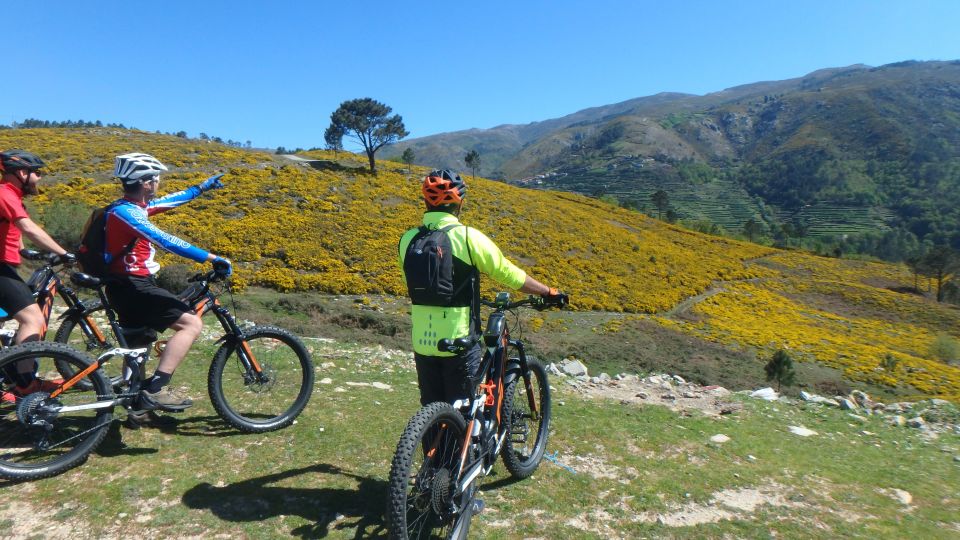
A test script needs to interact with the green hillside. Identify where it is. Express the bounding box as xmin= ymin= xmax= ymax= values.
xmin=384 ymin=61 xmax=960 ymax=256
